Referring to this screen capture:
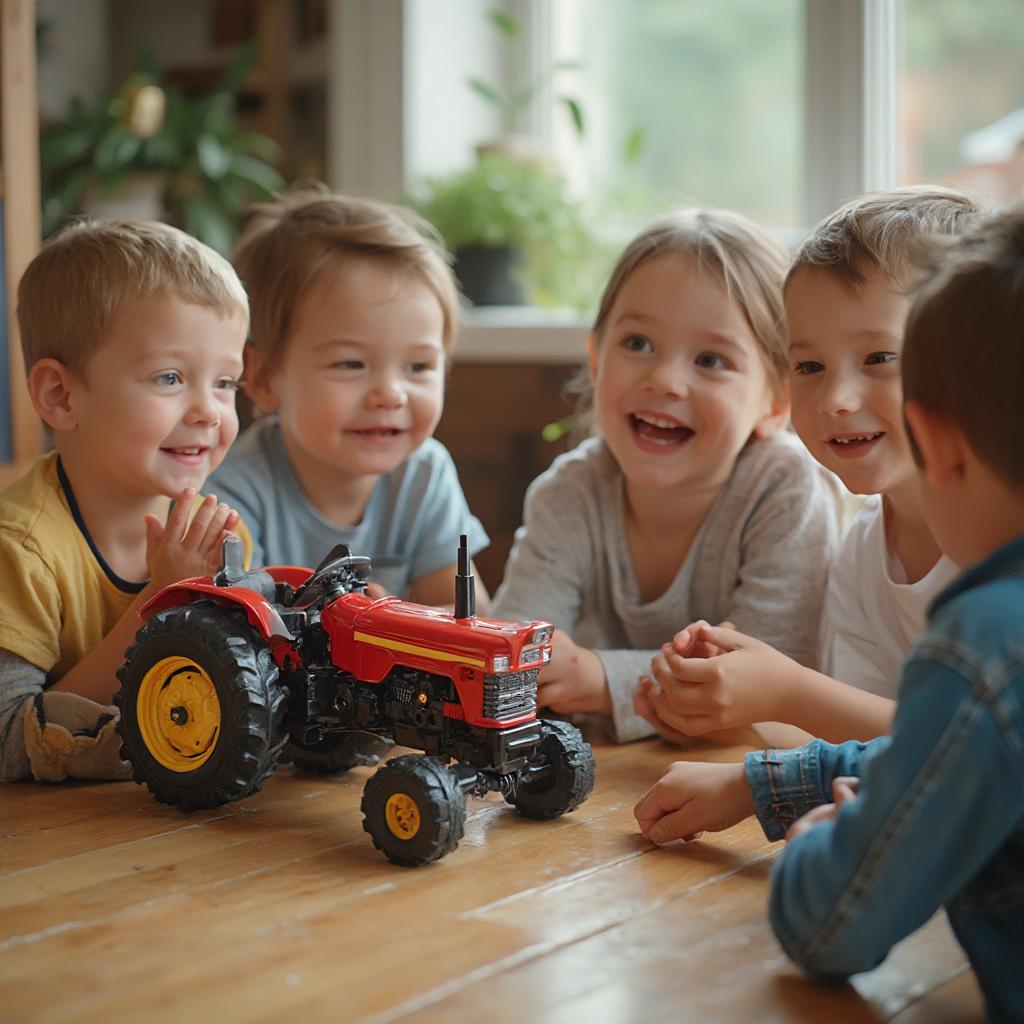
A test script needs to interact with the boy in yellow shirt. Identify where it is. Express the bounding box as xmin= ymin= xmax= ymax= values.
xmin=0 ymin=220 xmax=250 ymax=782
